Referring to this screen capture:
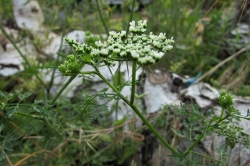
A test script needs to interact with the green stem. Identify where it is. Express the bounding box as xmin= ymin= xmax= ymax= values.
xmin=0 ymin=146 xmax=13 ymax=166
xmin=220 ymin=108 xmax=225 ymax=119
xmin=216 ymin=152 xmax=223 ymax=166
xmin=189 ymin=127 xmax=192 ymax=160
xmin=130 ymin=61 xmax=136 ymax=105
xmin=126 ymin=0 xmax=136 ymax=34
xmin=0 ymin=24 xmax=47 ymax=89
xmin=16 ymin=112 xmax=45 ymax=120
xmin=94 ymin=69 xmax=180 ymax=156
xmin=95 ymin=0 xmax=109 ymax=36
xmin=50 ymin=74 xmax=77 ymax=105
xmin=190 ymin=151 xmax=225 ymax=165
xmin=79 ymin=71 xmax=96 ymax=75
xmin=50 ymin=64 xmax=86 ymax=105
xmin=47 ymin=8 xmax=69 ymax=100
xmin=227 ymin=147 xmax=233 ymax=166
xmin=184 ymin=132 xmax=206 ymax=157
xmin=115 ymin=64 xmax=121 ymax=120
xmin=184 ymin=114 xmax=229 ymax=157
